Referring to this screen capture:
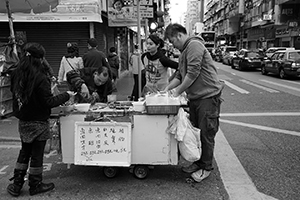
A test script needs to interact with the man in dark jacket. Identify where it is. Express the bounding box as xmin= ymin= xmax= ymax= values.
xmin=83 ymin=38 xmax=111 ymax=70
xmin=67 ymin=66 xmax=113 ymax=103
xmin=107 ymin=47 xmax=120 ymax=82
